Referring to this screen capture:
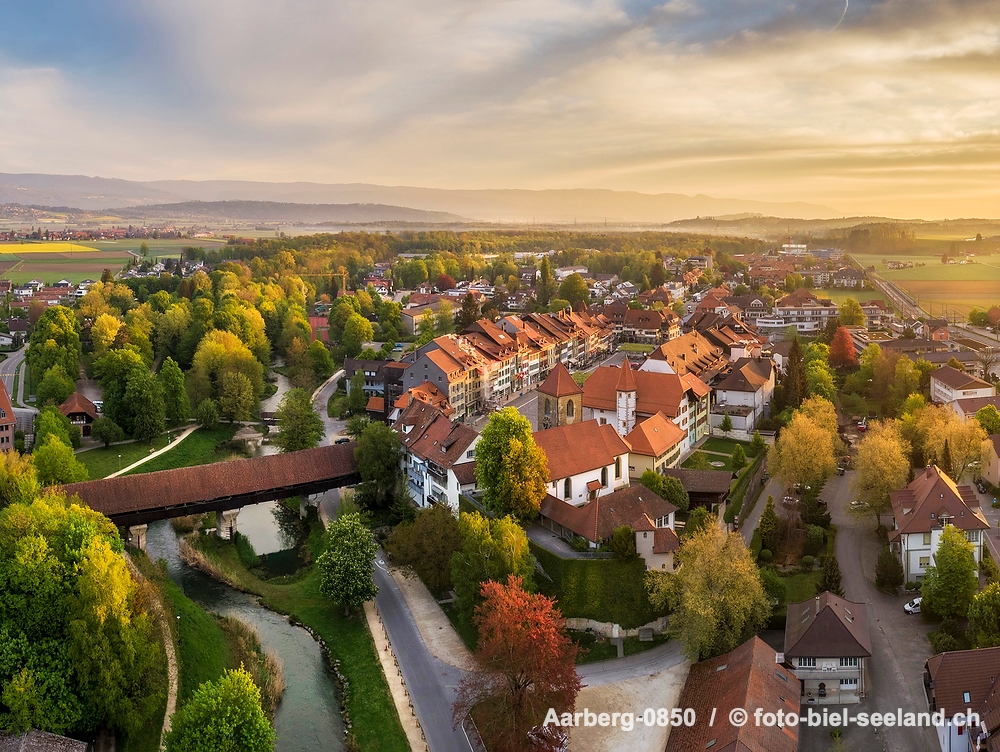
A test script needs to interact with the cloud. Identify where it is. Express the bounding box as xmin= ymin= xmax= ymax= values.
xmin=0 ymin=0 xmax=999 ymax=217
